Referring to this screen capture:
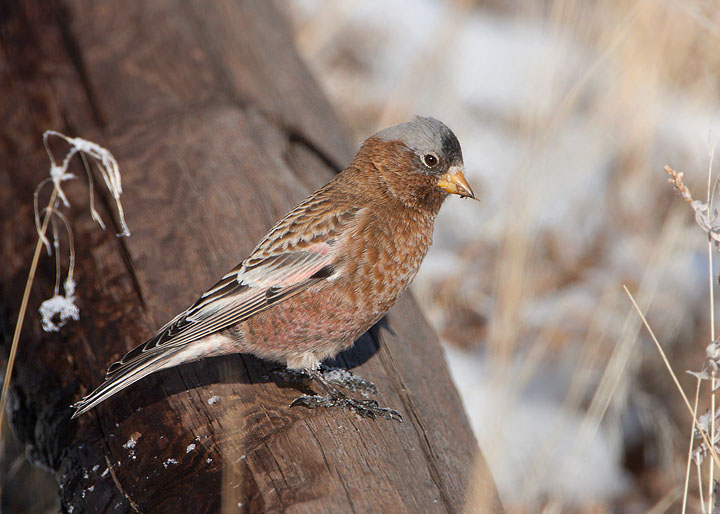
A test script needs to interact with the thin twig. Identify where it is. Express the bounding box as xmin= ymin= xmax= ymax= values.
xmin=683 ymin=377 xmax=702 ymax=514
xmin=710 ymin=374 xmax=716 ymax=513
xmin=624 ymin=285 xmax=720 ymax=469
xmin=646 ymin=485 xmax=681 ymax=514
xmin=697 ymin=456 xmax=706 ymax=514
xmin=707 ymin=145 xmax=716 ymax=513
xmin=0 ymin=187 xmax=59 ymax=437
